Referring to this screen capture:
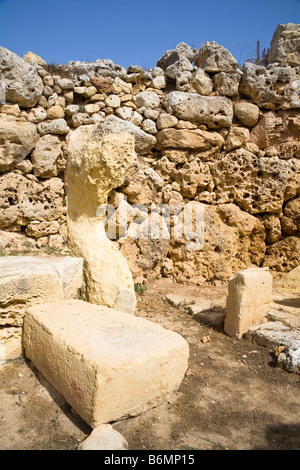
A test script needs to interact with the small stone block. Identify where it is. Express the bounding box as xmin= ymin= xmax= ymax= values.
xmin=224 ymin=267 xmax=272 ymax=339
